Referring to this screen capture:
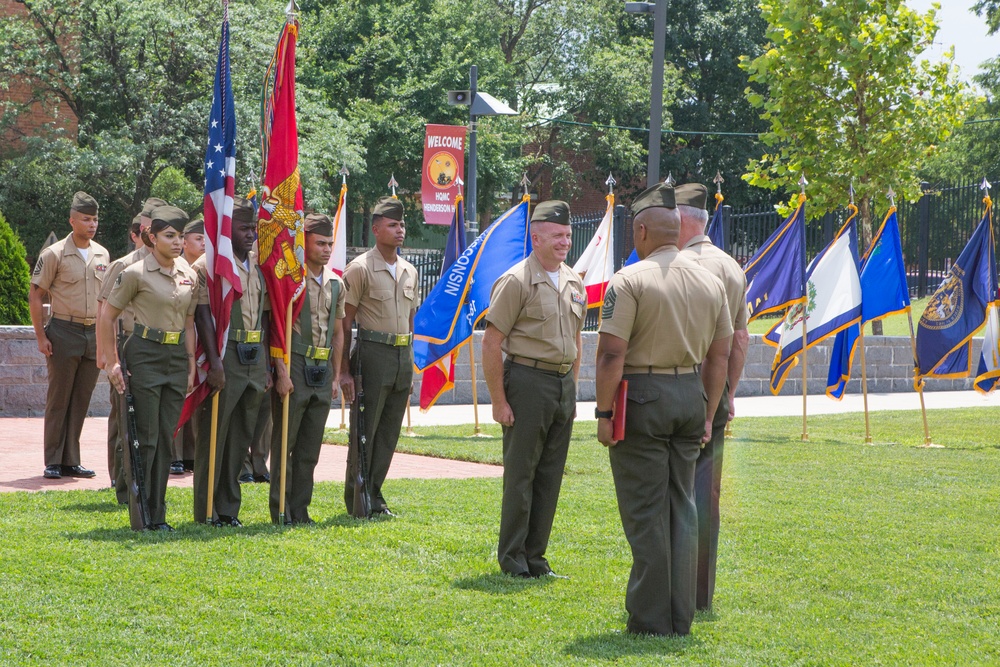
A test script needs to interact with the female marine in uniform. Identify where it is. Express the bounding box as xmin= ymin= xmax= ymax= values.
xmin=98 ymin=205 xmax=199 ymax=531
